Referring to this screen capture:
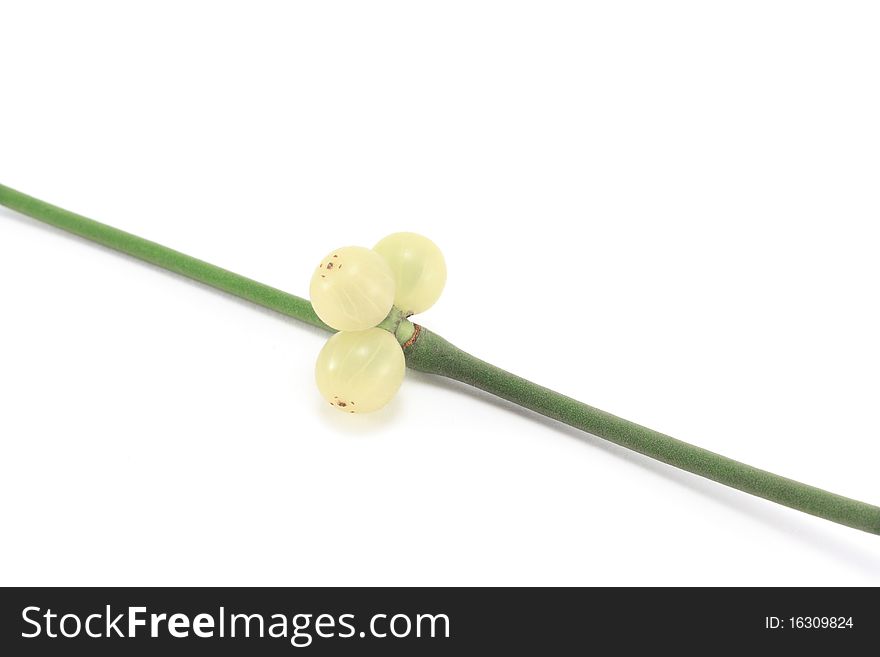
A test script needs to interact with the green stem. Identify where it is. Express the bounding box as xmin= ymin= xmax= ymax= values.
xmin=2 ymin=182 xmax=878 ymax=535
xmin=0 ymin=183 xmax=330 ymax=331
xmin=405 ymin=328 xmax=880 ymax=535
